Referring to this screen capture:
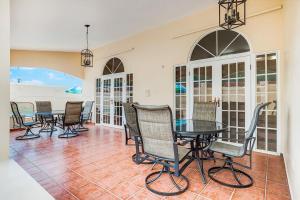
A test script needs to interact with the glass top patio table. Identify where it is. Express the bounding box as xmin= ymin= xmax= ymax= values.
xmin=35 ymin=110 xmax=65 ymax=116
xmin=174 ymin=119 xmax=227 ymax=184
xmin=175 ymin=119 xmax=226 ymax=137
